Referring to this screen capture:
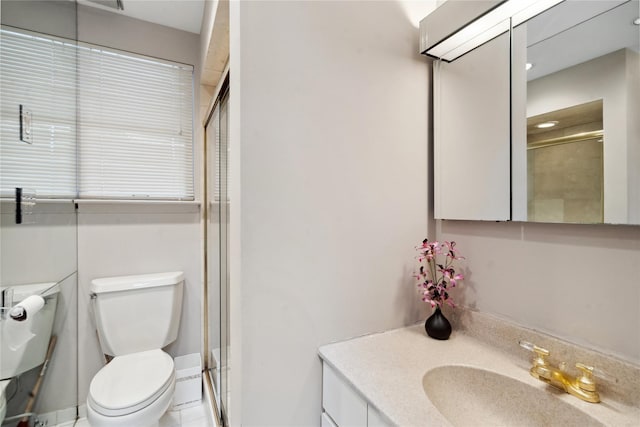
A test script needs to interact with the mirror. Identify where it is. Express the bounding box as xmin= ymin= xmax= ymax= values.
xmin=1 ymin=2 xmax=79 ymax=426
xmin=512 ymin=0 xmax=640 ymax=225
xmin=431 ymin=0 xmax=639 ymax=225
